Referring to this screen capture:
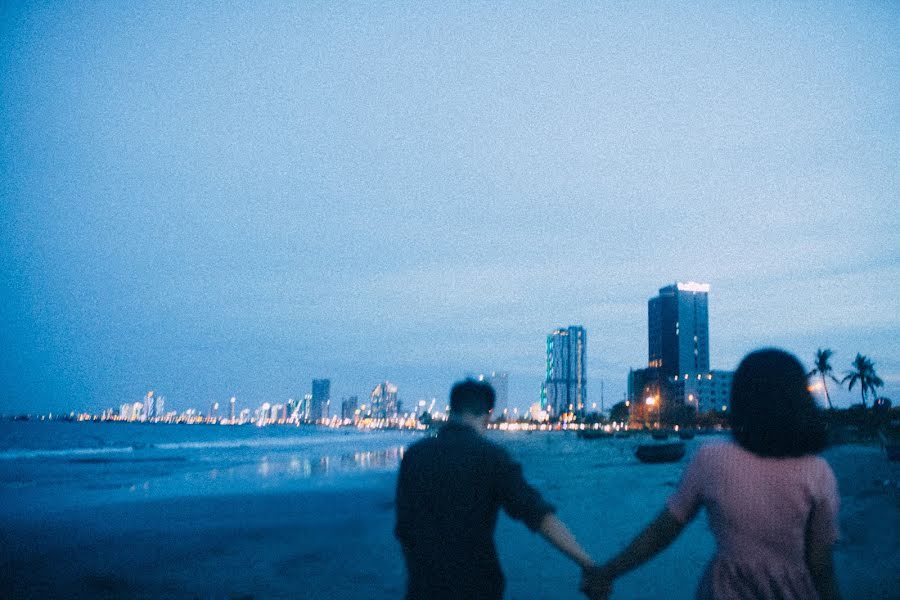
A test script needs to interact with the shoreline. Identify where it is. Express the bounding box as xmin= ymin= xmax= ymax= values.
xmin=1 ymin=440 xmax=896 ymax=599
